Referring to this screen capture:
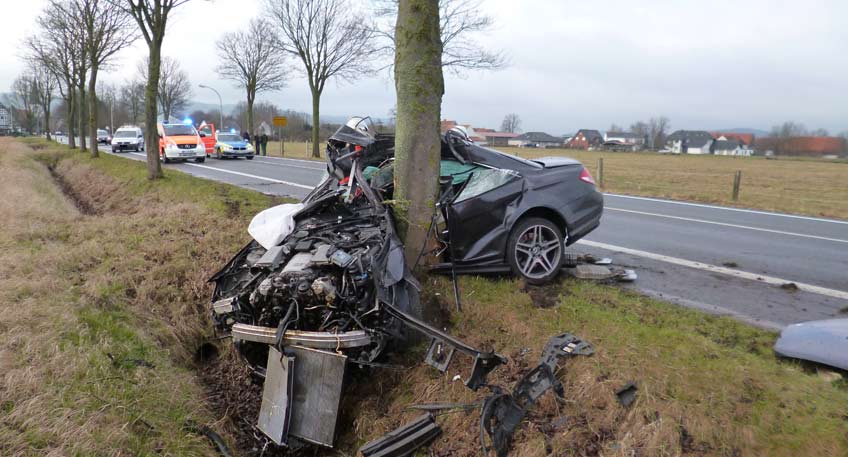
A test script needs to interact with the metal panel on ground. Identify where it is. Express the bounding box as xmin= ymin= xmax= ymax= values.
xmin=288 ymin=346 xmax=347 ymax=447
xmin=258 ymin=347 xmax=294 ymax=445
